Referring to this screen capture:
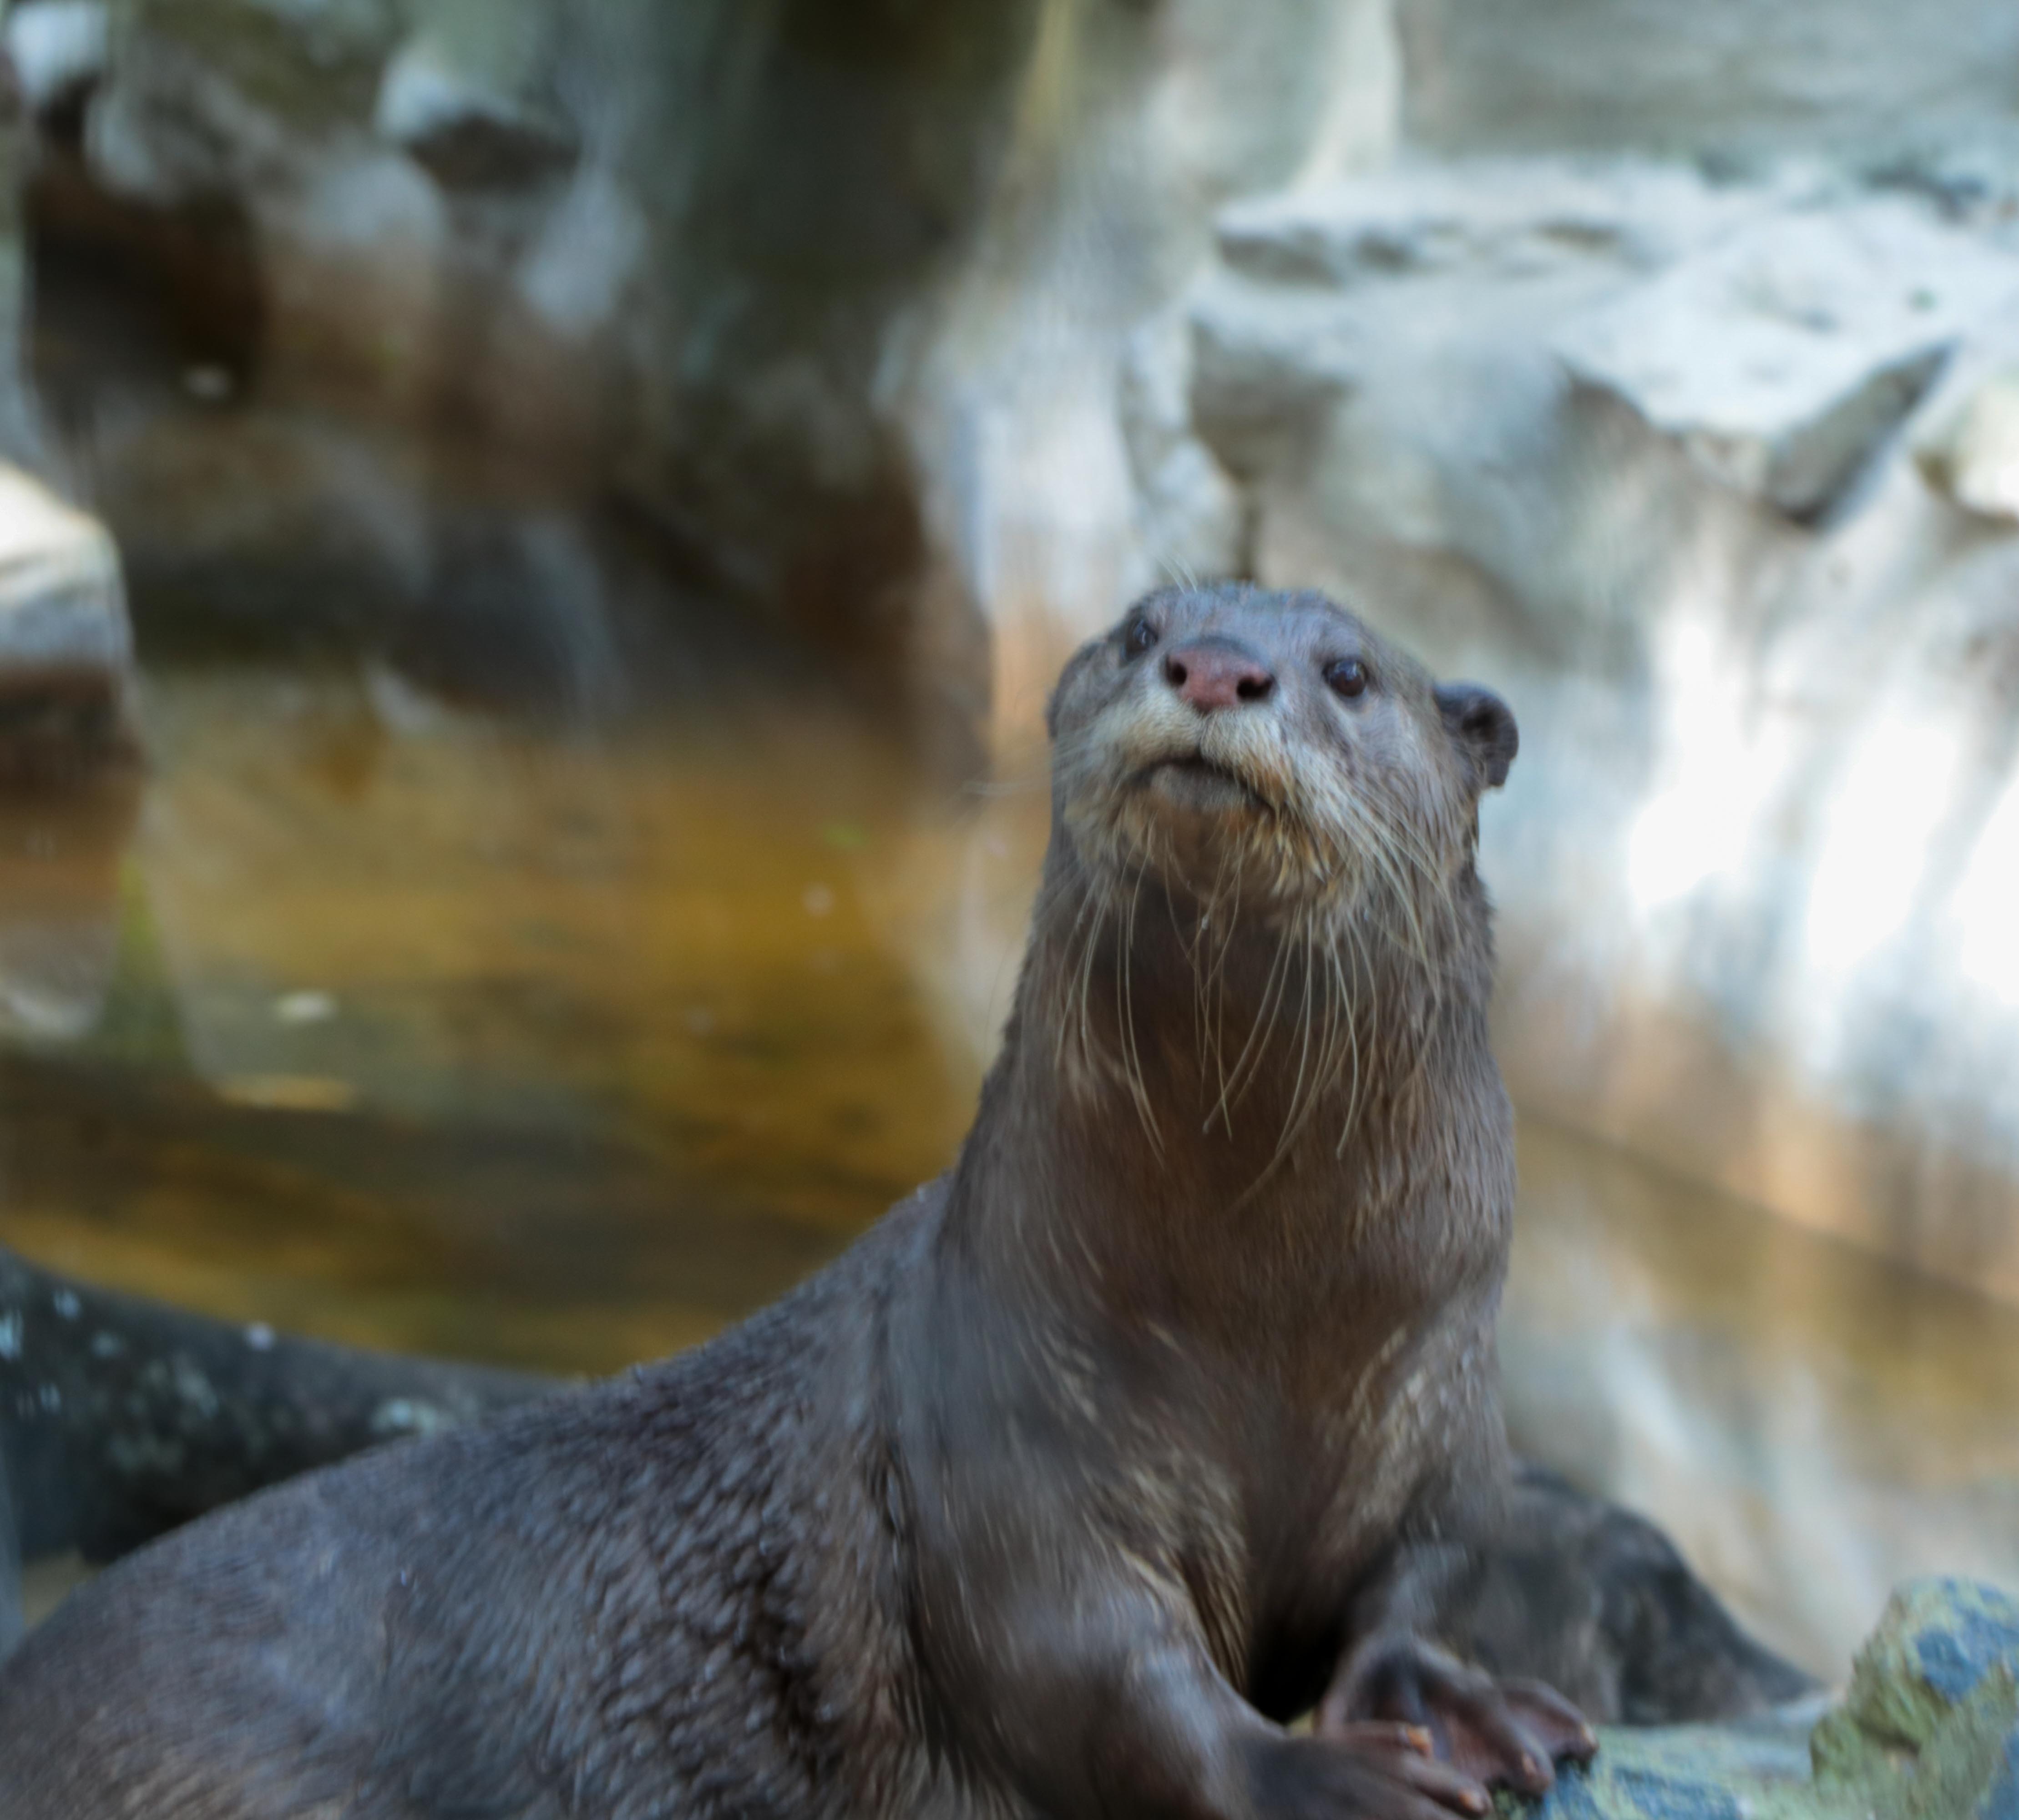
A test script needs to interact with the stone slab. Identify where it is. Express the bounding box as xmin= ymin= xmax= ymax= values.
xmin=0 ymin=465 xmax=136 ymax=781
